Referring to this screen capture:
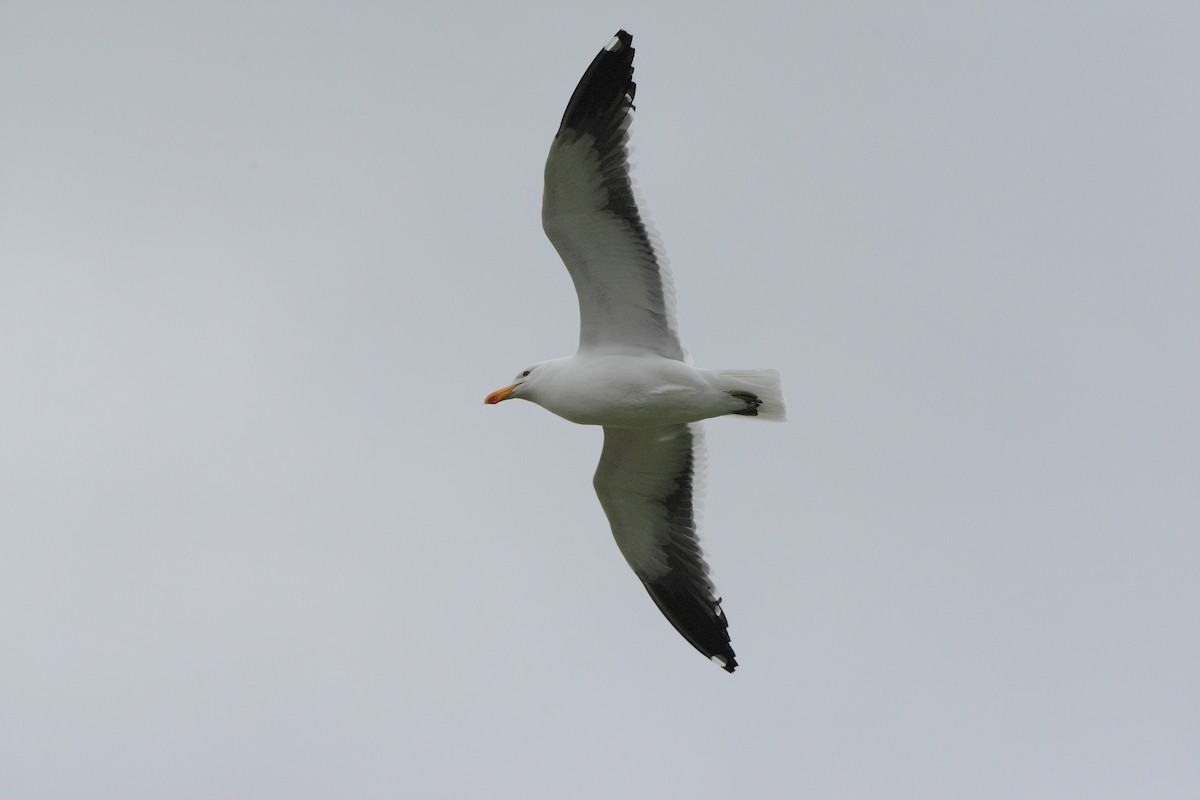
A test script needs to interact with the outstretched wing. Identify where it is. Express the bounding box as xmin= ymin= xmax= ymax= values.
xmin=593 ymin=423 xmax=736 ymax=672
xmin=542 ymin=30 xmax=686 ymax=361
